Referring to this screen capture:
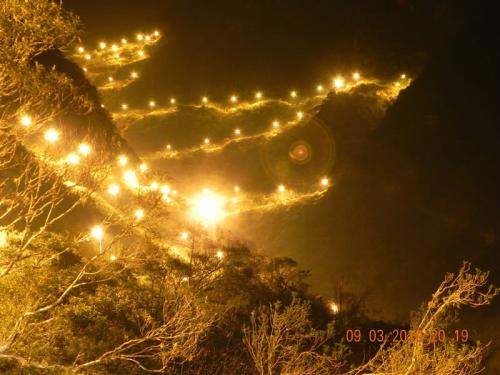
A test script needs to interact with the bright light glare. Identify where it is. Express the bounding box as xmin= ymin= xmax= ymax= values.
xmin=91 ymin=226 xmax=103 ymax=241
xmin=107 ymin=183 xmax=120 ymax=196
xmin=118 ymin=155 xmax=128 ymax=166
xmin=234 ymin=128 xmax=241 ymax=135
xmin=180 ymin=231 xmax=189 ymax=240
xmin=290 ymin=91 xmax=297 ymax=98
xmin=333 ymin=77 xmax=345 ymax=89
xmin=320 ymin=177 xmax=330 ymax=187
xmin=330 ymin=302 xmax=340 ymax=314
xmin=191 ymin=190 xmax=225 ymax=224
xmin=123 ymin=170 xmax=139 ymax=188
xmin=272 ymin=120 xmax=280 ymax=128
xmin=66 ymin=153 xmax=80 ymax=165
xmin=353 ymin=72 xmax=361 ymax=80
xmin=44 ymin=128 xmax=59 ymax=143
xmin=278 ymin=184 xmax=286 ymax=193
xmin=216 ymin=250 xmax=225 ymax=259
xmin=135 ymin=209 xmax=144 ymax=220
xmin=78 ymin=143 xmax=91 ymax=155
xmin=20 ymin=115 xmax=32 ymax=127
xmin=139 ymin=163 xmax=148 ymax=172
xmin=255 ymin=91 xmax=262 ymax=99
